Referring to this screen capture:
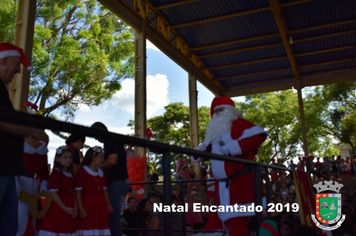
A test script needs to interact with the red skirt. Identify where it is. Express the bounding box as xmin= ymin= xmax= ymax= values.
xmin=38 ymin=197 xmax=76 ymax=236
xmin=76 ymin=196 xmax=110 ymax=236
